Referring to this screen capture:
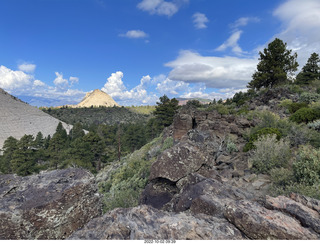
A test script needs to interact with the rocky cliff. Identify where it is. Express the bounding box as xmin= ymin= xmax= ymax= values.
xmin=0 ymin=168 xmax=101 ymax=239
xmin=0 ymin=88 xmax=72 ymax=149
xmin=70 ymin=107 xmax=320 ymax=240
